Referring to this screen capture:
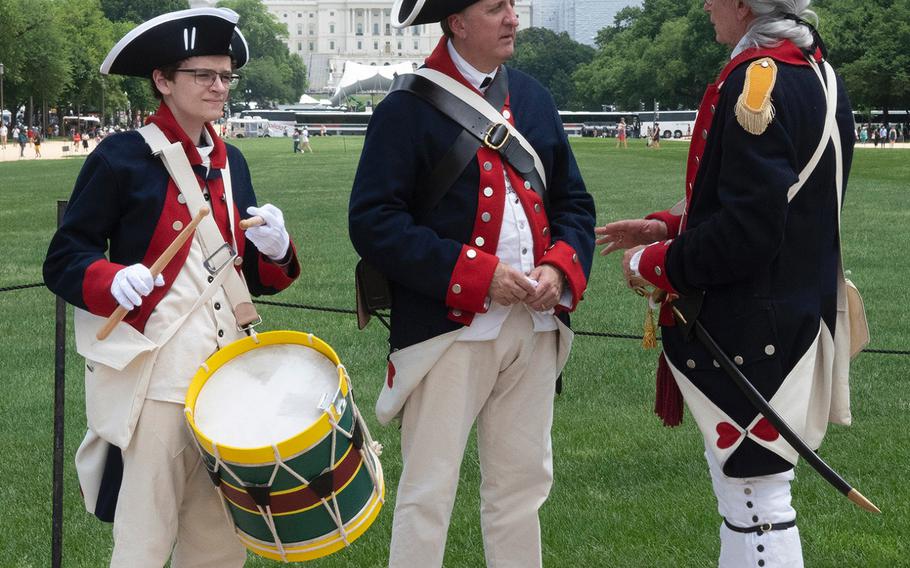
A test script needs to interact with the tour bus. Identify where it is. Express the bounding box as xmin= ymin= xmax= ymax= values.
xmin=558 ymin=111 xmax=632 ymax=137
xmin=637 ymin=110 xmax=698 ymax=139
xmin=238 ymin=109 xmax=373 ymax=136
xmin=293 ymin=110 xmax=374 ymax=135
